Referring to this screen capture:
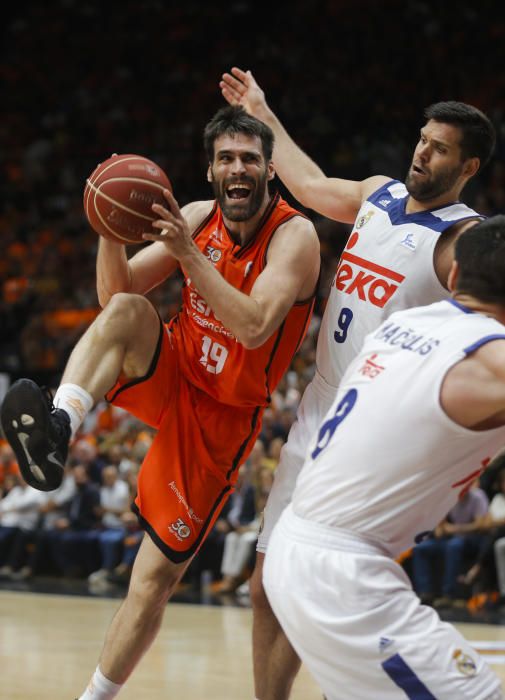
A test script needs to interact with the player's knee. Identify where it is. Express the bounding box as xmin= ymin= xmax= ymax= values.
xmin=127 ymin=568 xmax=175 ymax=614
xmin=107 ymin=293 xmax=152 ymax=323
xmin=101 ymin=293 xmax=155 ymax=336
